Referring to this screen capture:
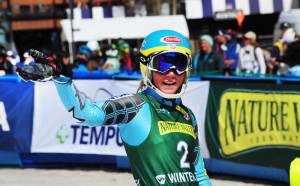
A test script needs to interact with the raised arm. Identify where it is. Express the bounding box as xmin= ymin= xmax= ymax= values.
xmin=16 ymin=49 xmax=146 ymax=127
xmin=53 ymin=76 xmax=145 ymax=126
